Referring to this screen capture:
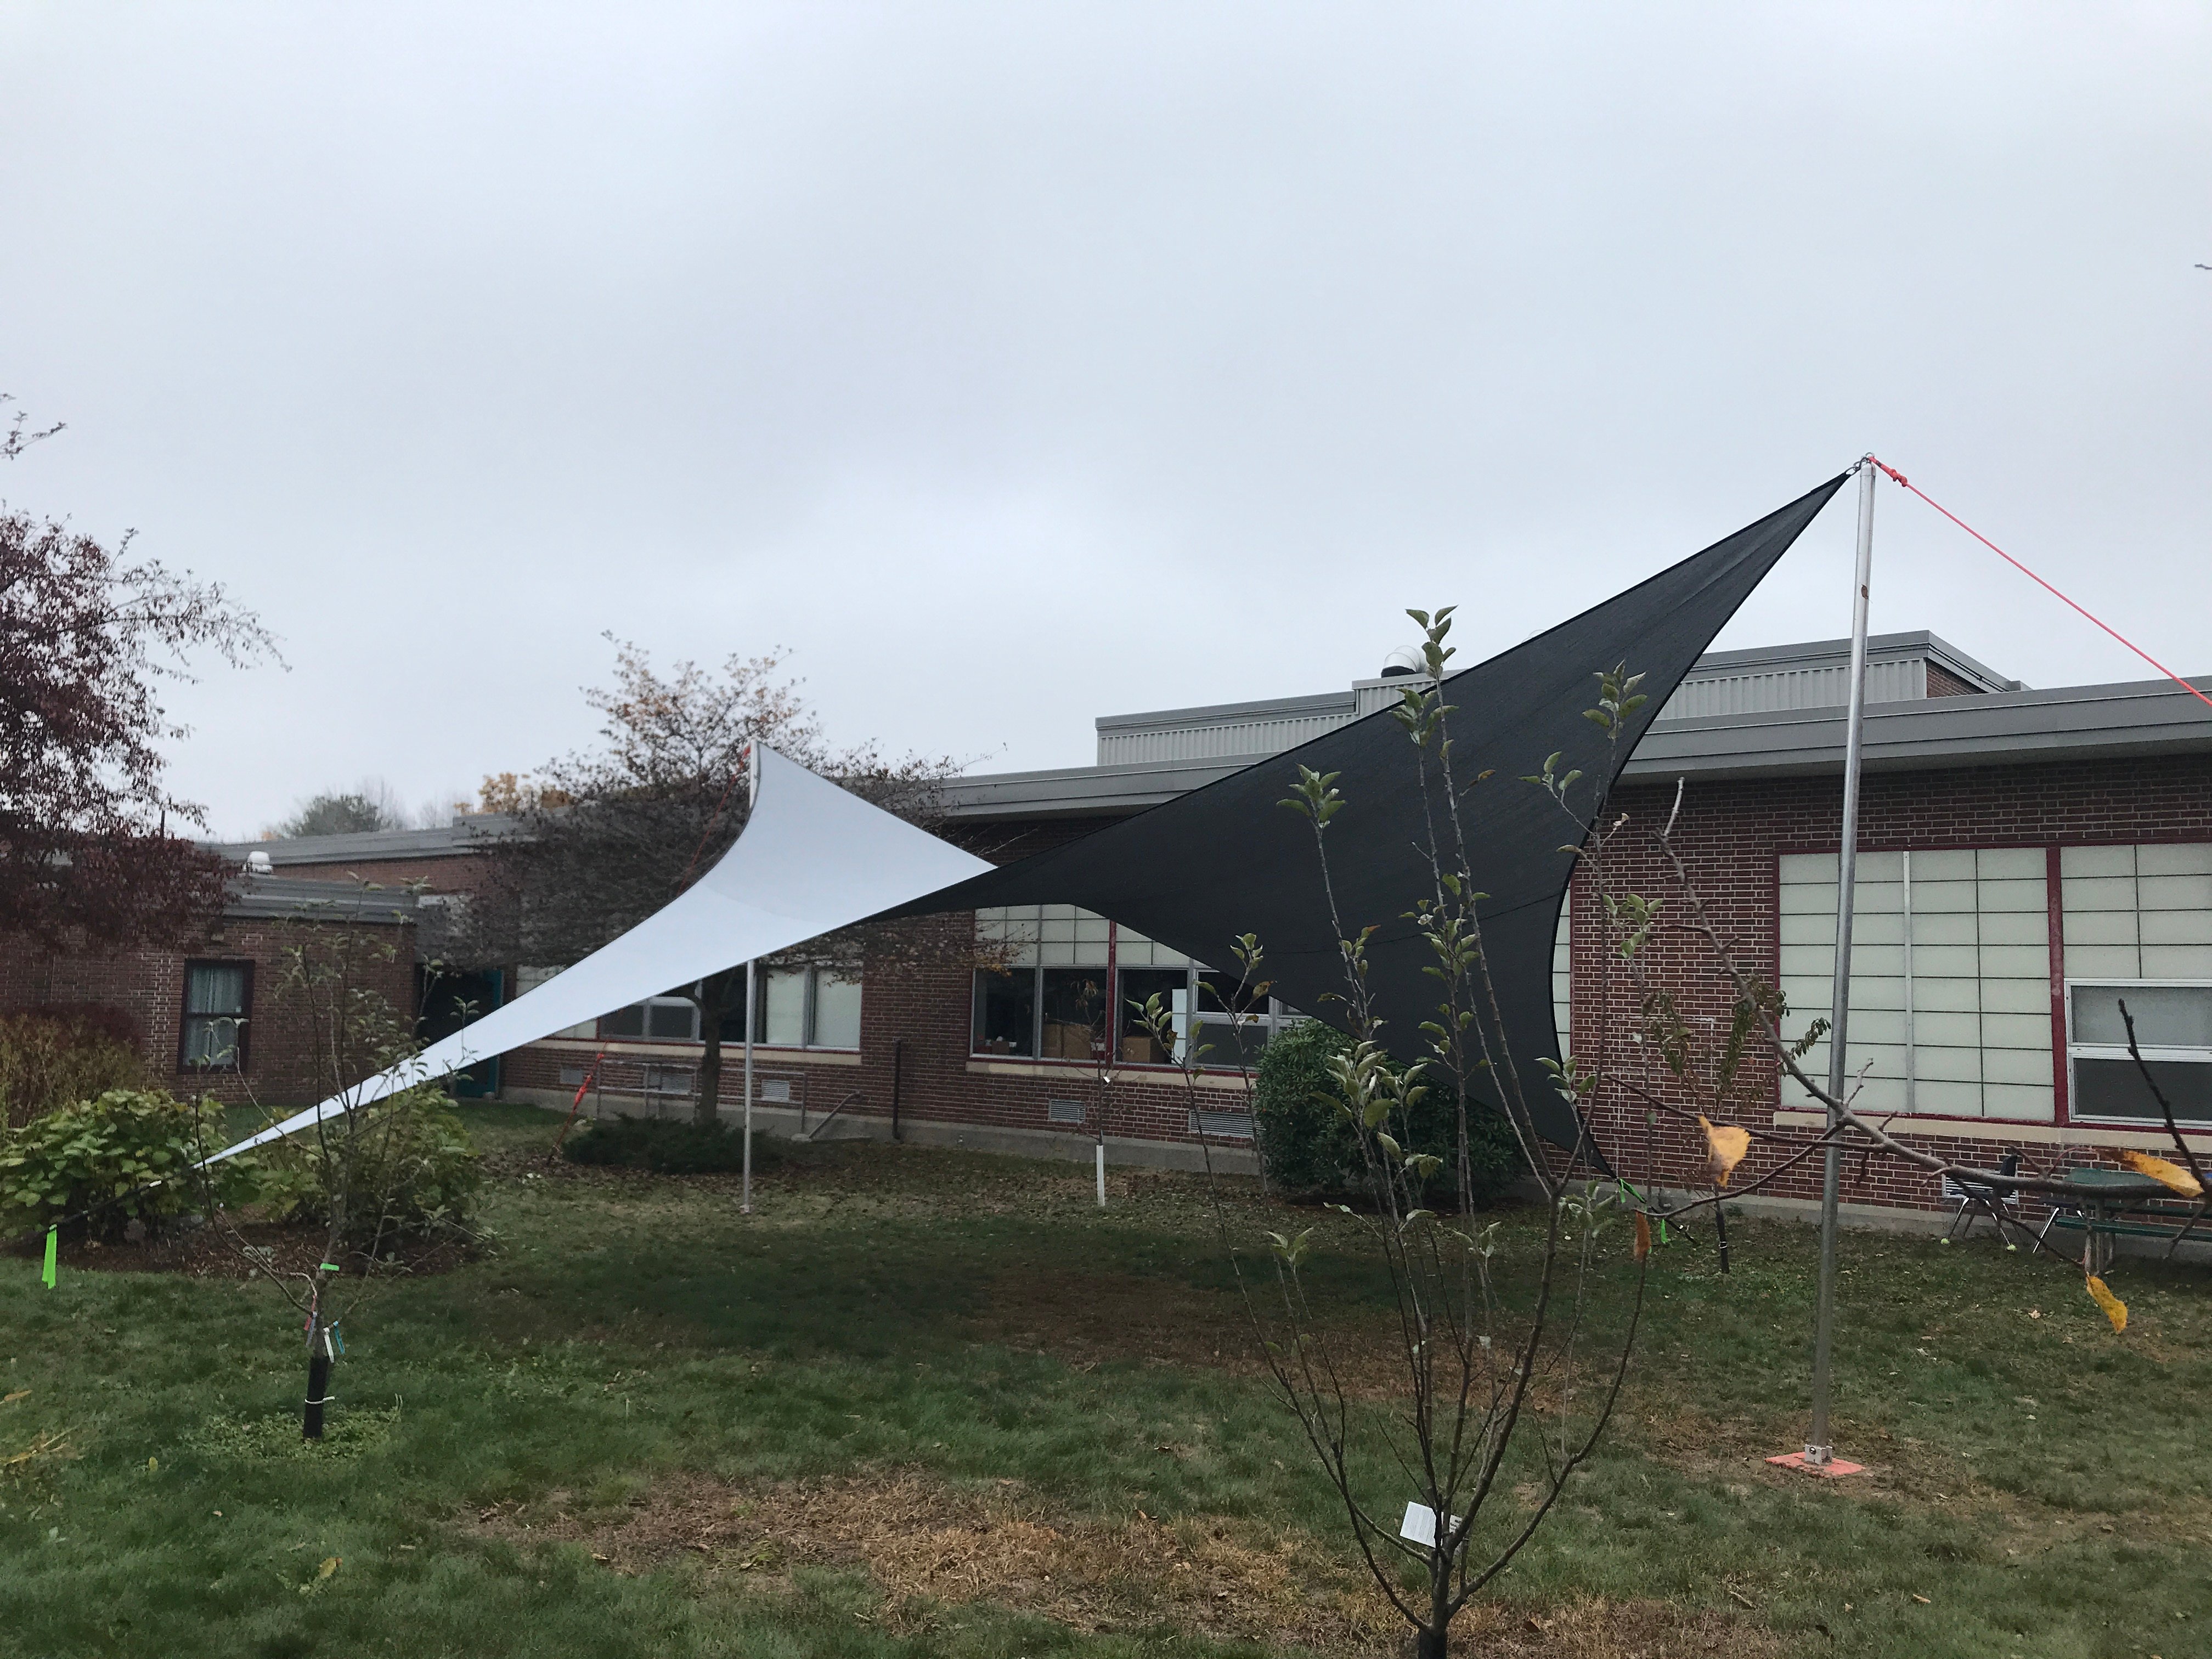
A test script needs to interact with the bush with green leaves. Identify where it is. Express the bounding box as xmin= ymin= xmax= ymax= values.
xmin=0 ymin=1009 xmax=145 ymax=1128
xmin=561 ymin=1113 xmax=782 ymax=1175
xmin=0 ymin=1088 xmax=234 ymax=1239
xmin=1251 ymin=1019 xmax=1524 ymax=1205
xmin=247 ymin=1085 xmax=481 ymax=1248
